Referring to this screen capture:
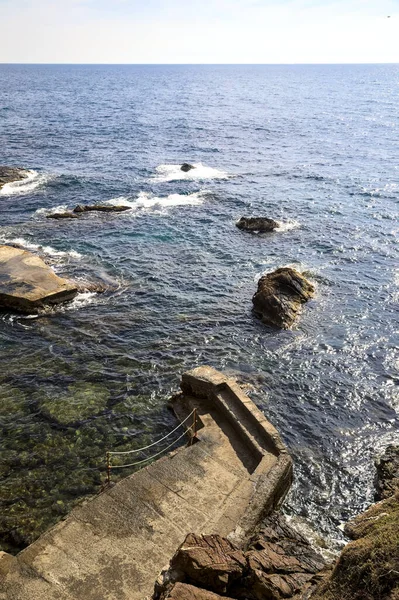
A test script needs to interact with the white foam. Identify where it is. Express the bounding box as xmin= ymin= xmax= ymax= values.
xmin=107 ymin=190 xmax=206 ymax=211
xmin=63 ymin=291 xmax=98 ymax=311
xmin=1 ymin=237 xmax=82 ymax=260
xmin=152 ymin=163 xmax=228 ymax=182
xmin=276 ymin=219 xmax=301 ymax=232
xmin=34 ymin=205 xmax=68 ymax=216
xmin=0 ymin=170 xmax=49 ymax=196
